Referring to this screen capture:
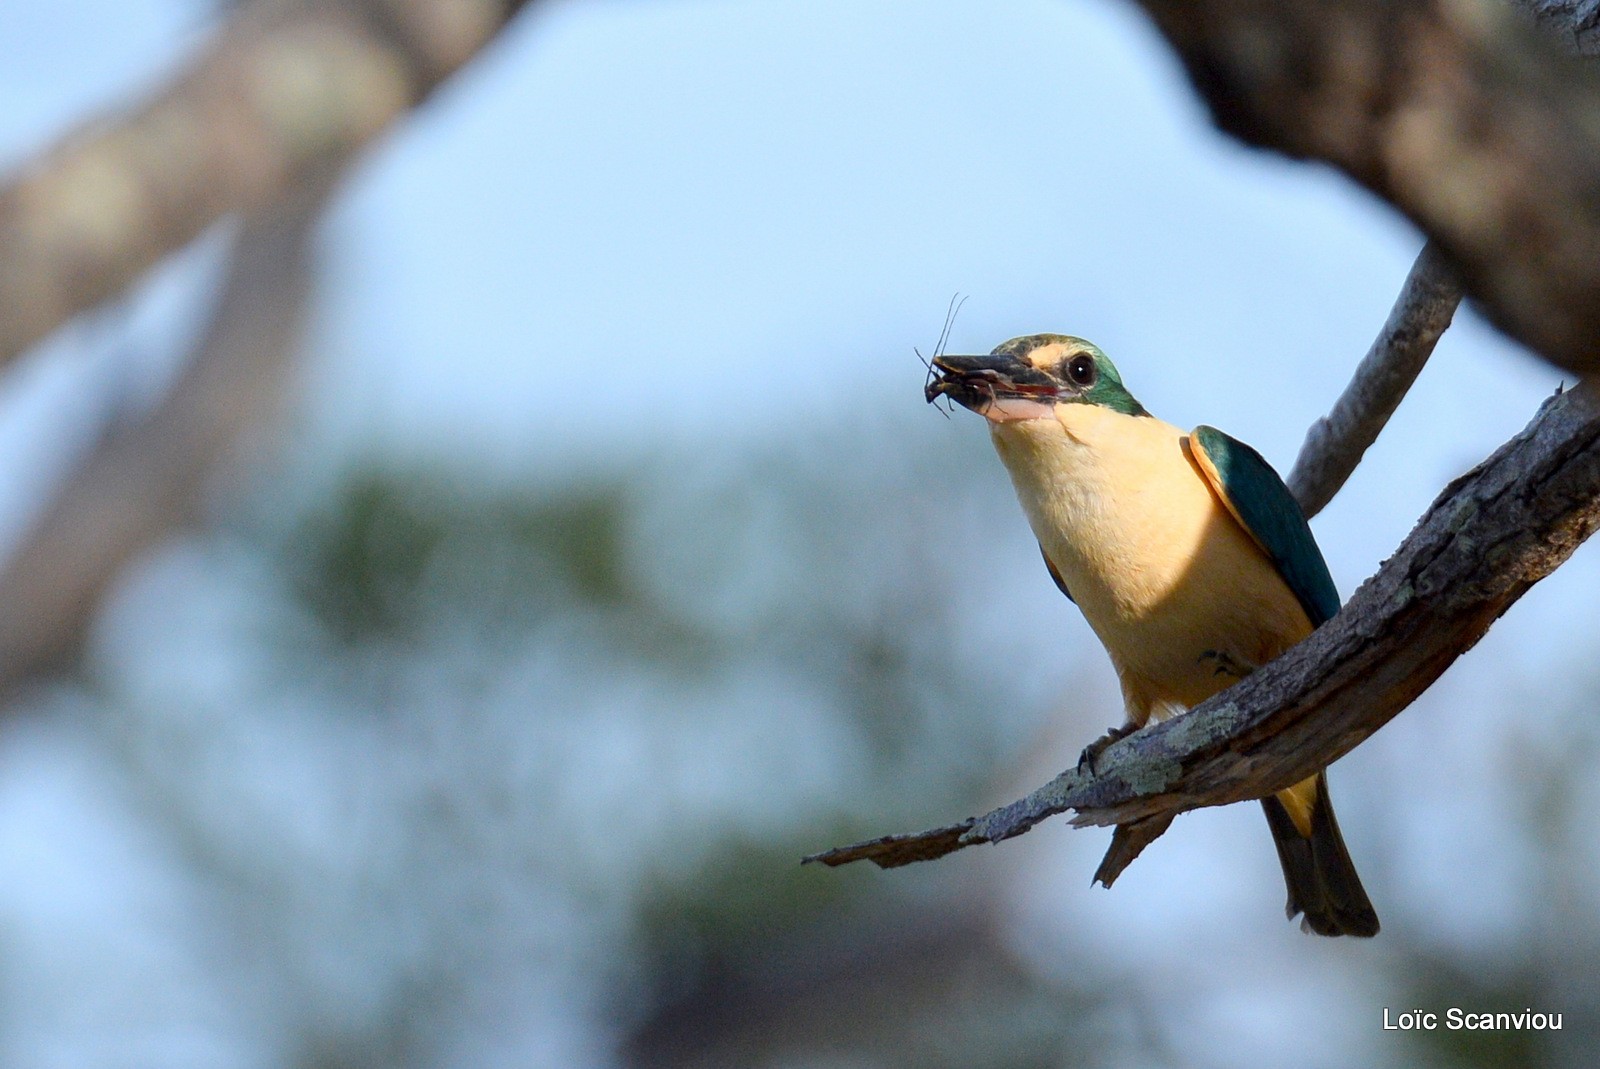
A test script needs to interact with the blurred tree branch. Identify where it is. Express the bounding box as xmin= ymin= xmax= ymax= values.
xmin=1125 ymin=0 xmax=1600 ymax=376
xmin=0 ymin=186 xmax=325 ymax=691
xmin=0 ymin=0 xmax=540 ymax=691
xmin=0 ymin=0 xmax=537 ymax=370
xmin=1283 ymin=1 xmax=1596 ymax=518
